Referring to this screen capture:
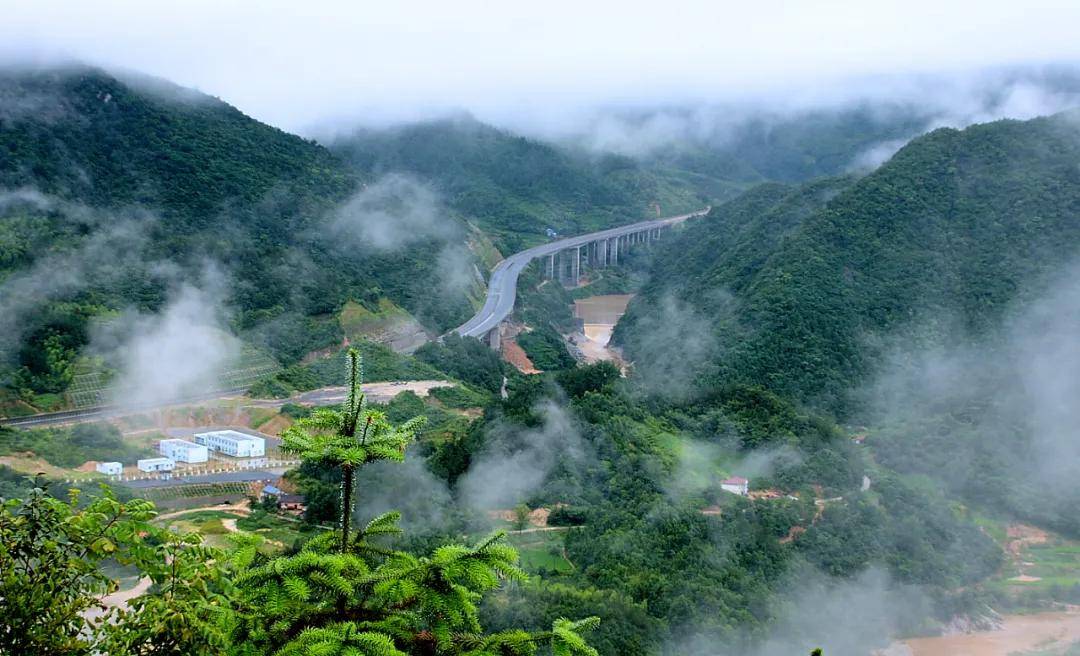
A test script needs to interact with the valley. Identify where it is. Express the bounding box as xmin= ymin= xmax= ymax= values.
xmin=2 ymin=50 xmax=1080 ymax=656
